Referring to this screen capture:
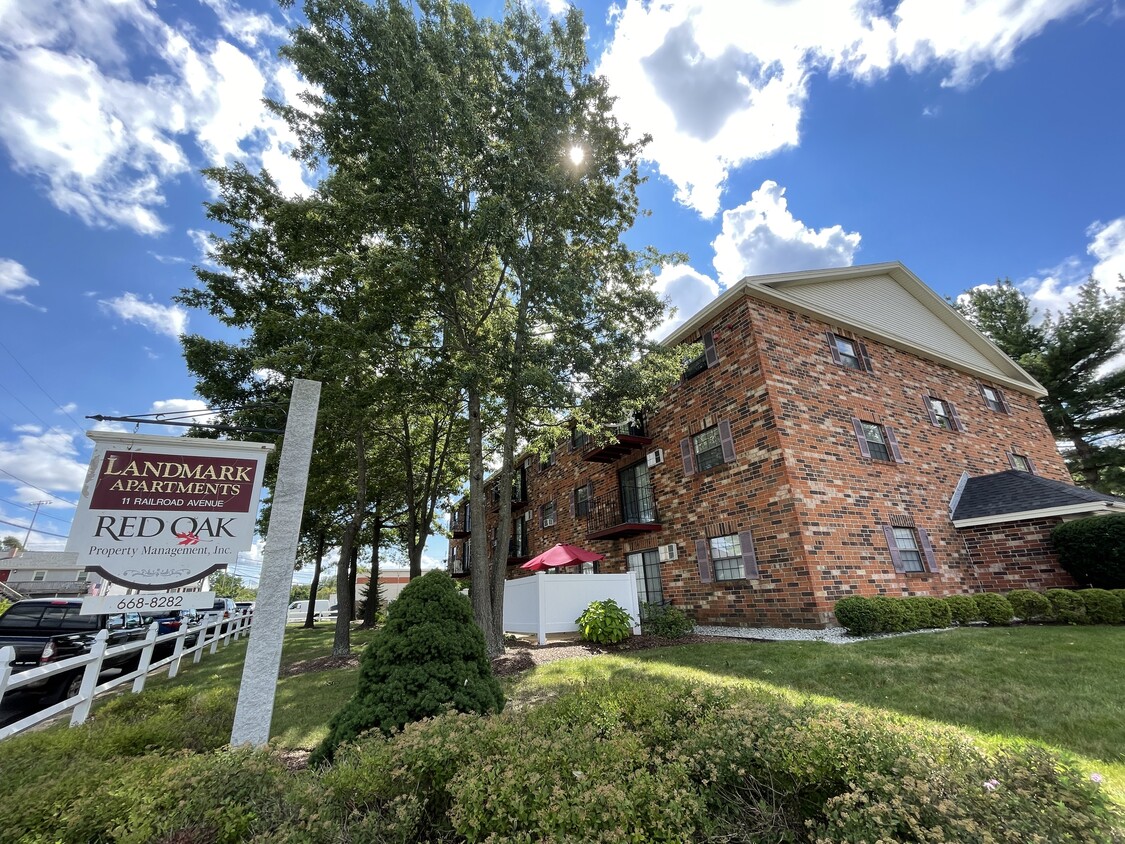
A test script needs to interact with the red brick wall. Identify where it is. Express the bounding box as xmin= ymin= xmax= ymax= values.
xmin=958 ymin=517 xmax=1077 ymax=591
xmin=450 ymin=288 xmax=1077 ymax=628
